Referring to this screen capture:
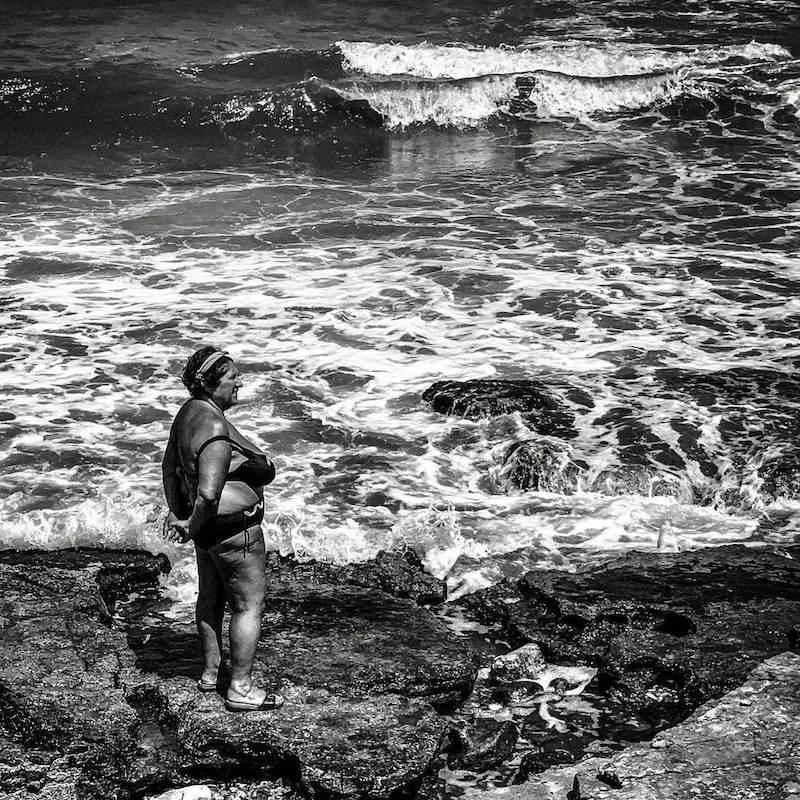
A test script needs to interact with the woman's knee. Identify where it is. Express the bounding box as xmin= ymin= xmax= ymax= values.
xmin=228 ymin=567 xmax=266 ymax=614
